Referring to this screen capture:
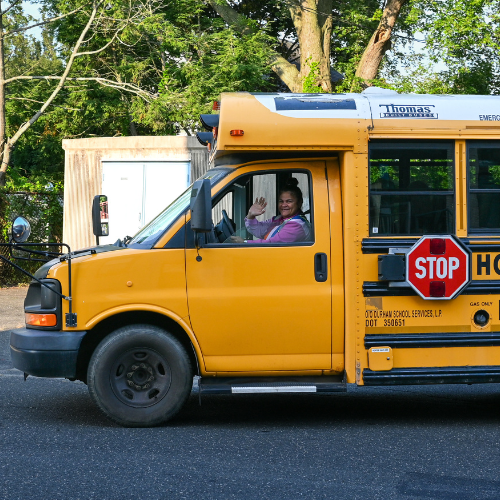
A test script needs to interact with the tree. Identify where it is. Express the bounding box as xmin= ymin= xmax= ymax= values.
xmin=1 ymin=7 xmax=66 ymax=180
xmin=353 ymin=0 xmax=406 ymax=88
xmin=417 ymin=0 xmax=500 ymax=94
xmin=131 ymin=2 xmax=274 ymax=133
xmin=381 ymin=0 xmax=500 ymax=95
xmin=0 ymin=0 xmax=158 ymax=186
xmin=205 ymin=0 xmax=411 ymax=92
